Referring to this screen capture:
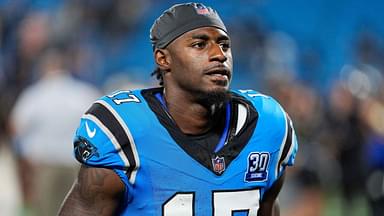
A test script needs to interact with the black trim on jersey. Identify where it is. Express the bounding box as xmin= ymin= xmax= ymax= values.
xmin=142 ymin=88 xmax=258 ymax=176
xmin=277 ymin=115 xmax=293 ymax=171
xmin=85 ymin=103 xmax=136 ymax=178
